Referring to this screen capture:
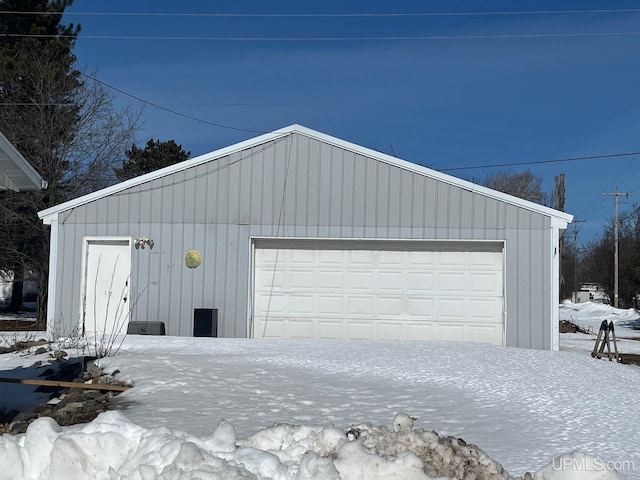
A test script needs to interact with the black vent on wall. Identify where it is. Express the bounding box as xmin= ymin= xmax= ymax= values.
xmin=194 ymin=308 xmax=218 ymax=337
